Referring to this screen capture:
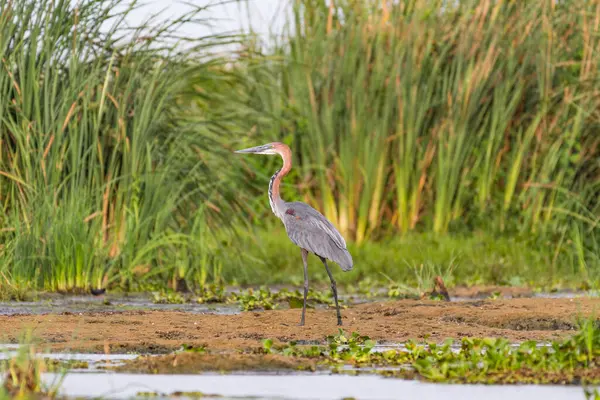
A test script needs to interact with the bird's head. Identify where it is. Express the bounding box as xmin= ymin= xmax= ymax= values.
xmin=234 ymin=142 xmax=288 ymax=156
